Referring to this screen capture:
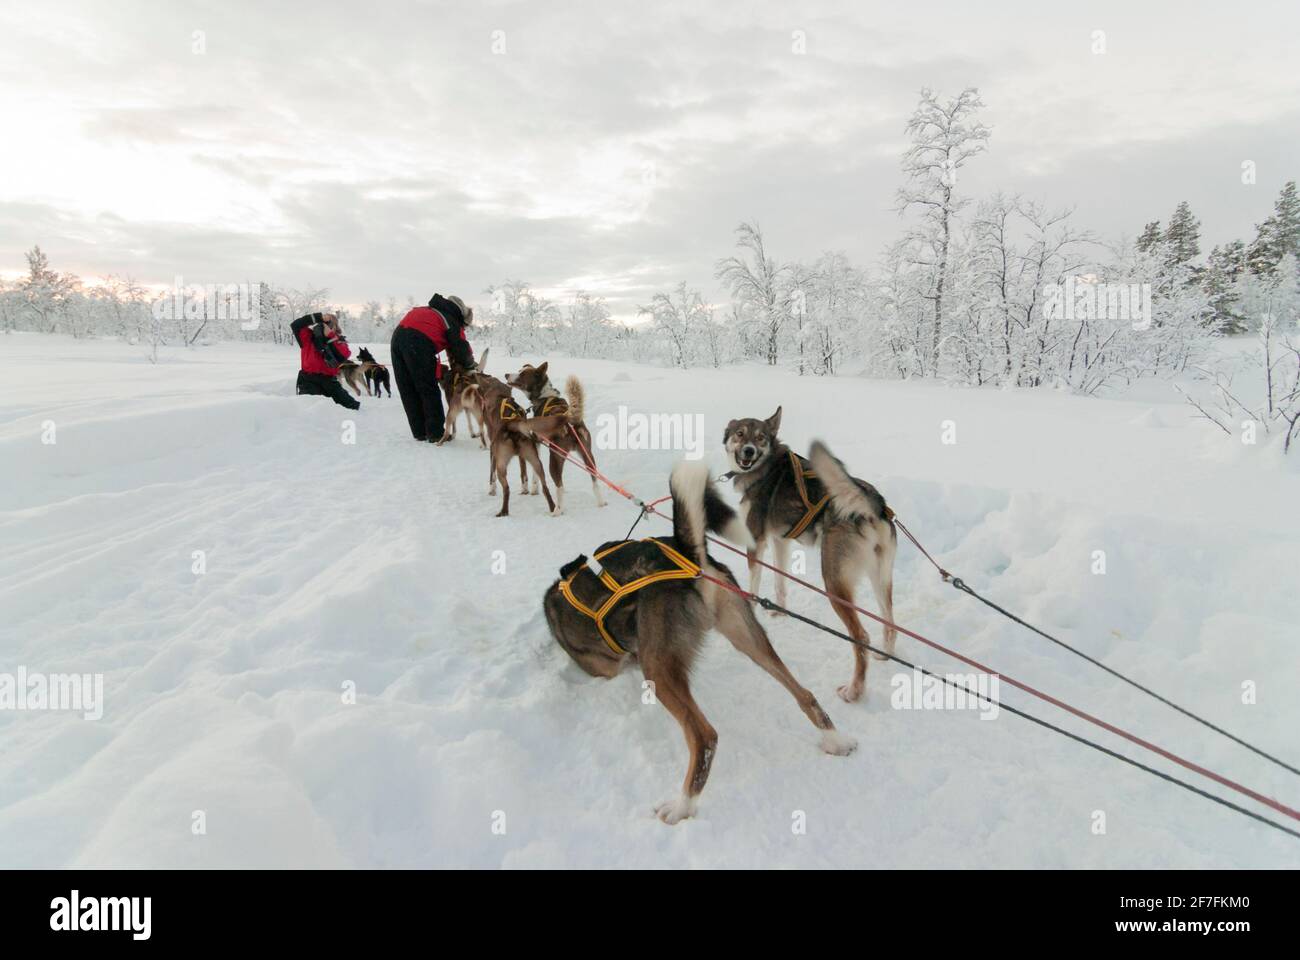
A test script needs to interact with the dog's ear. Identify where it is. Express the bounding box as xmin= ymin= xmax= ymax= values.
xmin=723 ymin=419 xmax=739 ymax=444
xmin=536 ymin=361 xmax=549 ymax=378
xmin=765 ymin=406 xmax=783 ymax=436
